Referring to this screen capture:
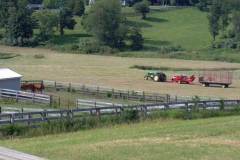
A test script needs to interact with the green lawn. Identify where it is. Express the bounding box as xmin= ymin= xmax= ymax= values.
xmin=43 ymin=6 xmax=240 ymax=62
xmin=49 ymin=7 xmax=211 ymax=51
xmin=129 ymin=7 xmax=212 ymax=50
xmin=1 ymin=116 xmax=240 ymax=160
